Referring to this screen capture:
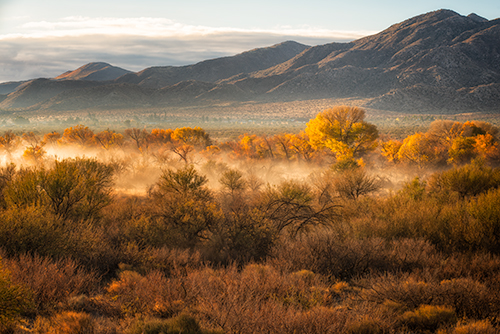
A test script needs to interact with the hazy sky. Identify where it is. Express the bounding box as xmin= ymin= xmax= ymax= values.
xmin=1 ymin=0 xmax=499 ymax=83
